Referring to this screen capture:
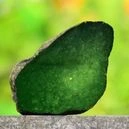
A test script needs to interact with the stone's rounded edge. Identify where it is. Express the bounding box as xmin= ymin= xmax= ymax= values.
xmin=0 ymin=116 xmax=129 ymax=129
xmin=9 ymin=58 xmax=32 ymax=102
